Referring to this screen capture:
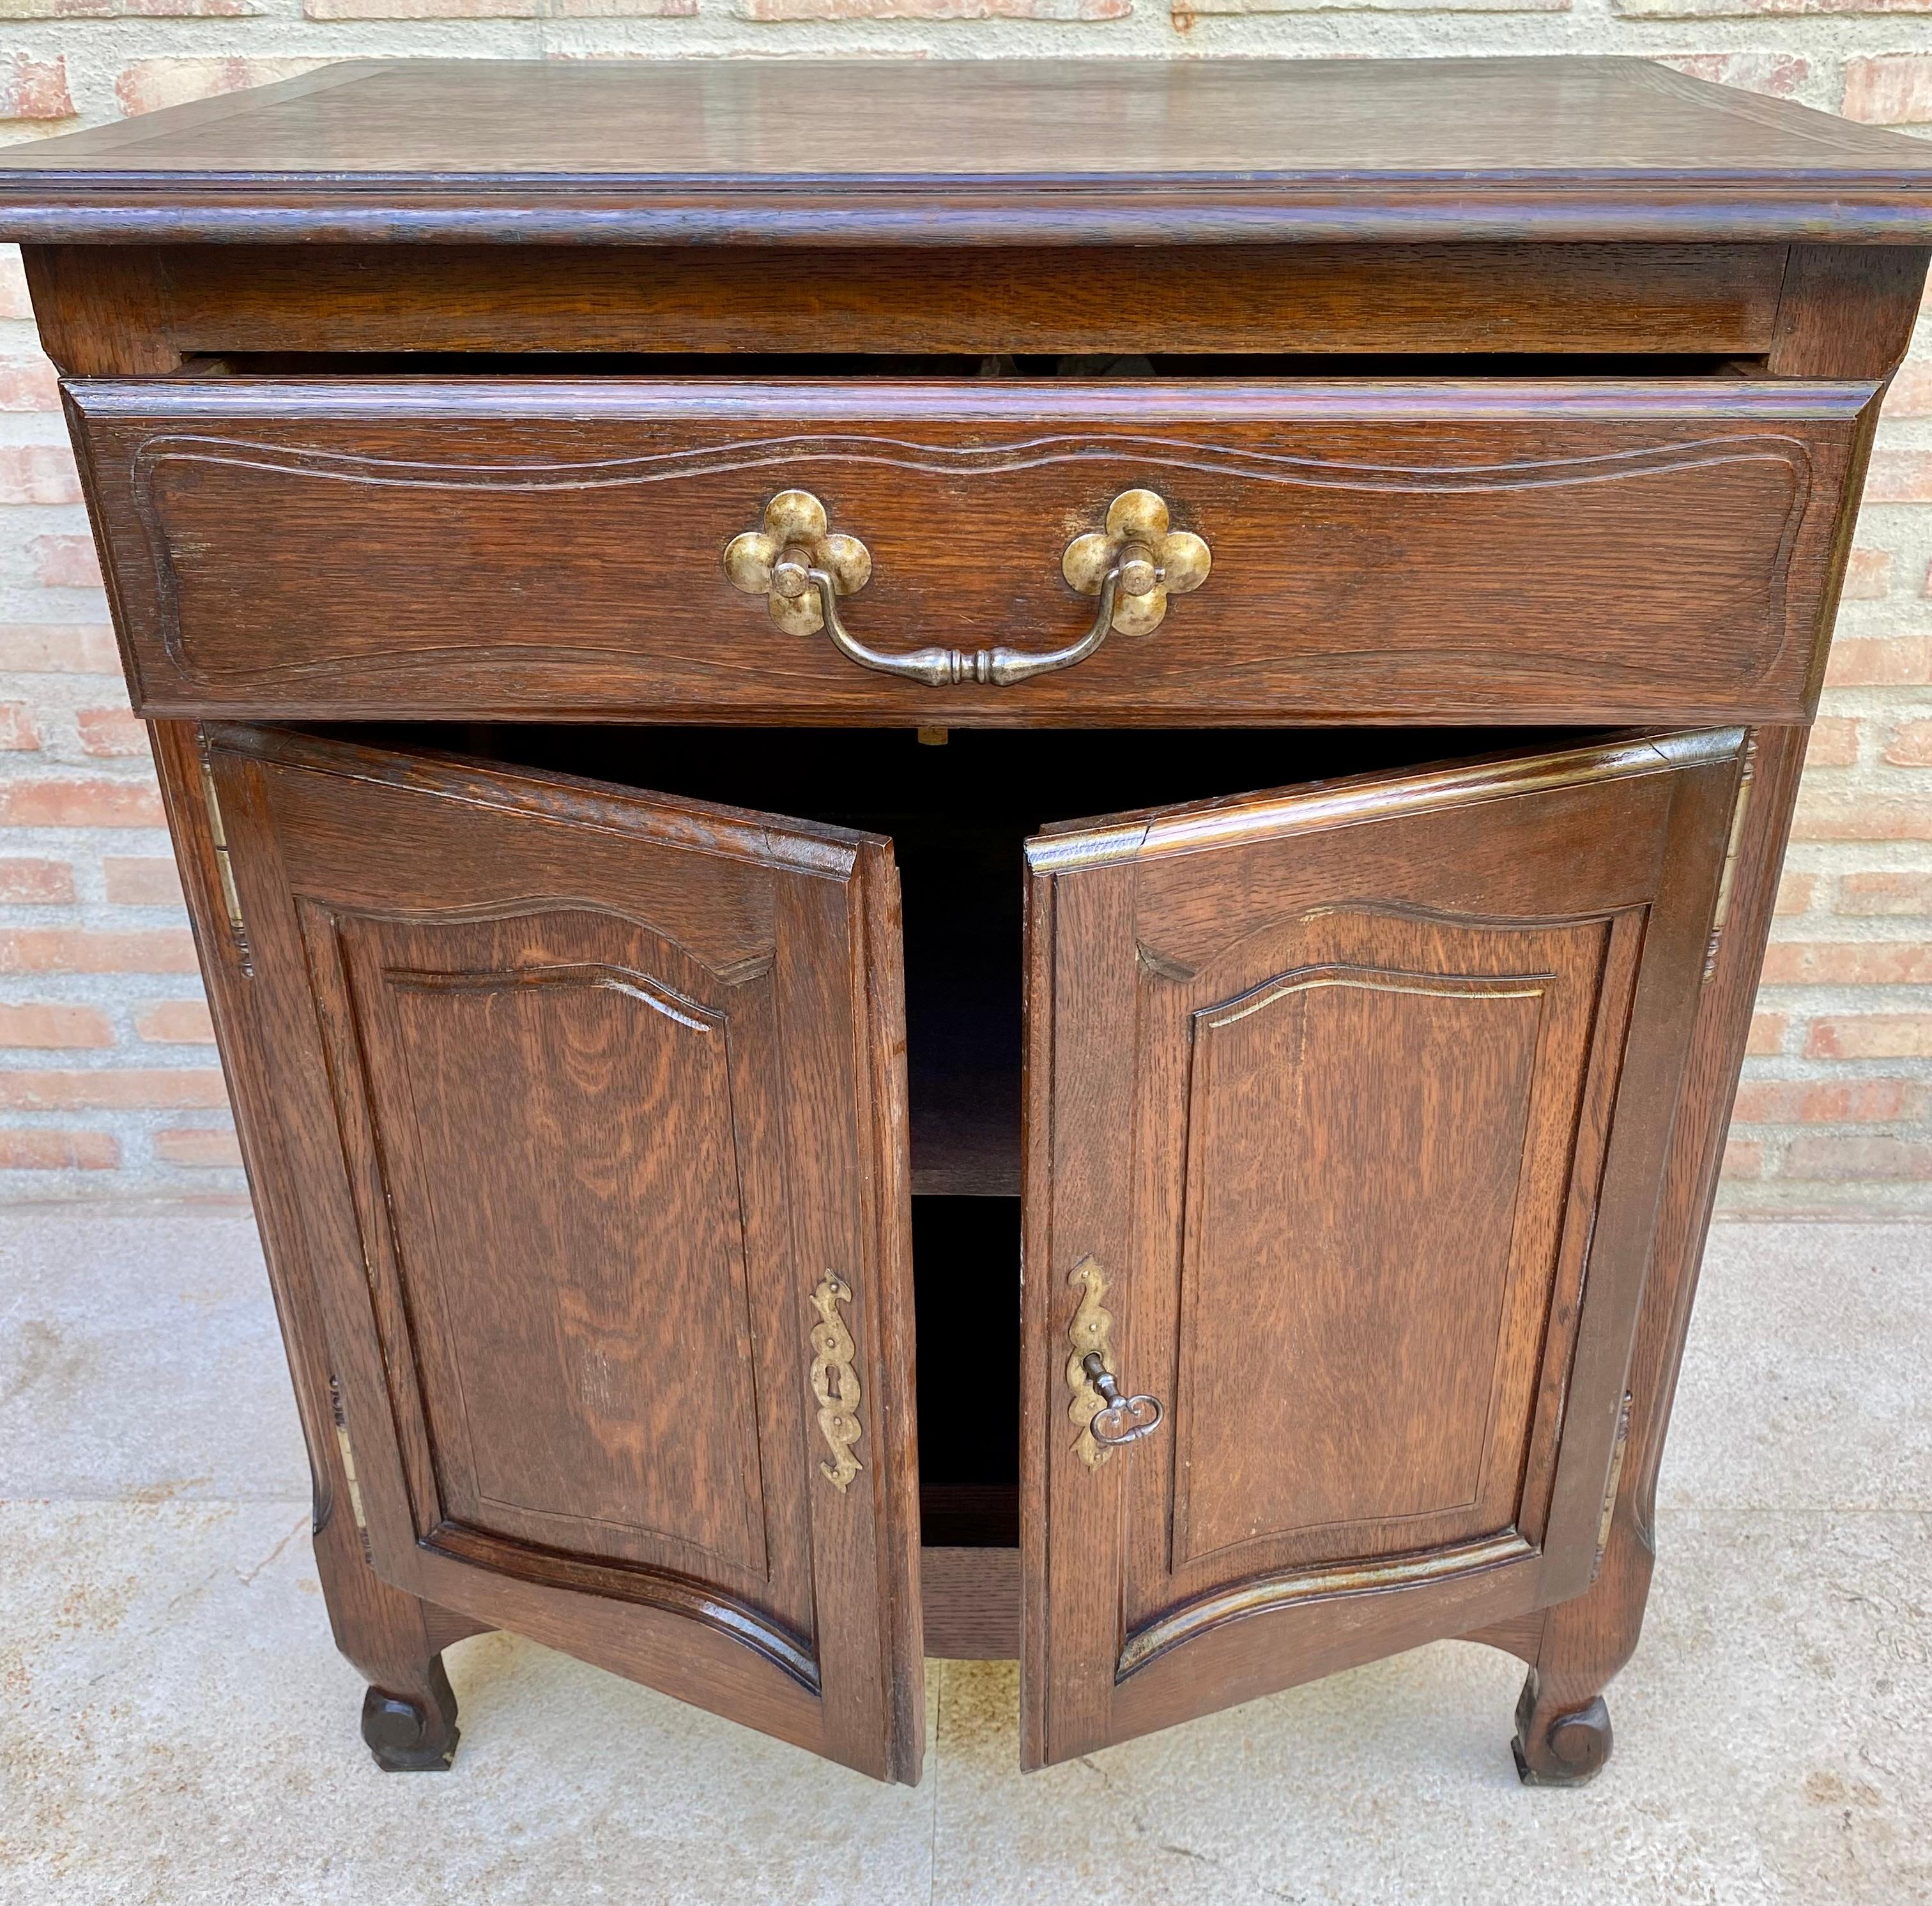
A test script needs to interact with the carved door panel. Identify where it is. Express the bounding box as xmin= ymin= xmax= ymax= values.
xmin=206 ymin=724 xmax=922 ymax=1781
xmin=1020 ymin=730 xmax=1749 ymax=1767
